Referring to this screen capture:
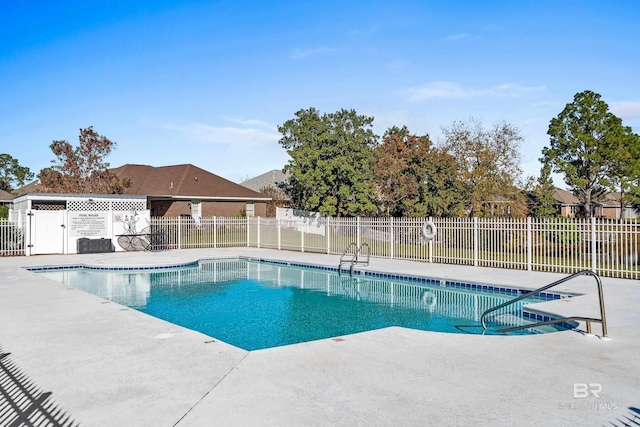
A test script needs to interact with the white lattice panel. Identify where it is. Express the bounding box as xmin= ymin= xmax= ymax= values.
xmin=112 ymin=200 xmax=147 ymax=212
xmin=67 ymin=200 xmax=110 ymax=211
xmin=32 ymin=202 xmax=66 ymax=210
